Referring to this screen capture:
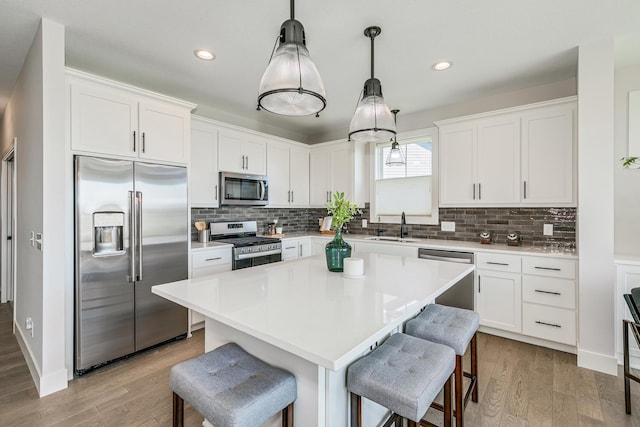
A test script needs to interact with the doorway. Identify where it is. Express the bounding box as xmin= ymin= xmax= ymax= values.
xmin=1 ymin=144 xmax=16 ymax=331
